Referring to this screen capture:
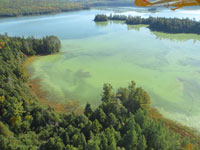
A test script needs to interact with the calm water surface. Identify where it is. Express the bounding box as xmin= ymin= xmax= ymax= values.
xmin=1 ymin=8 xmax=200 ymax=130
